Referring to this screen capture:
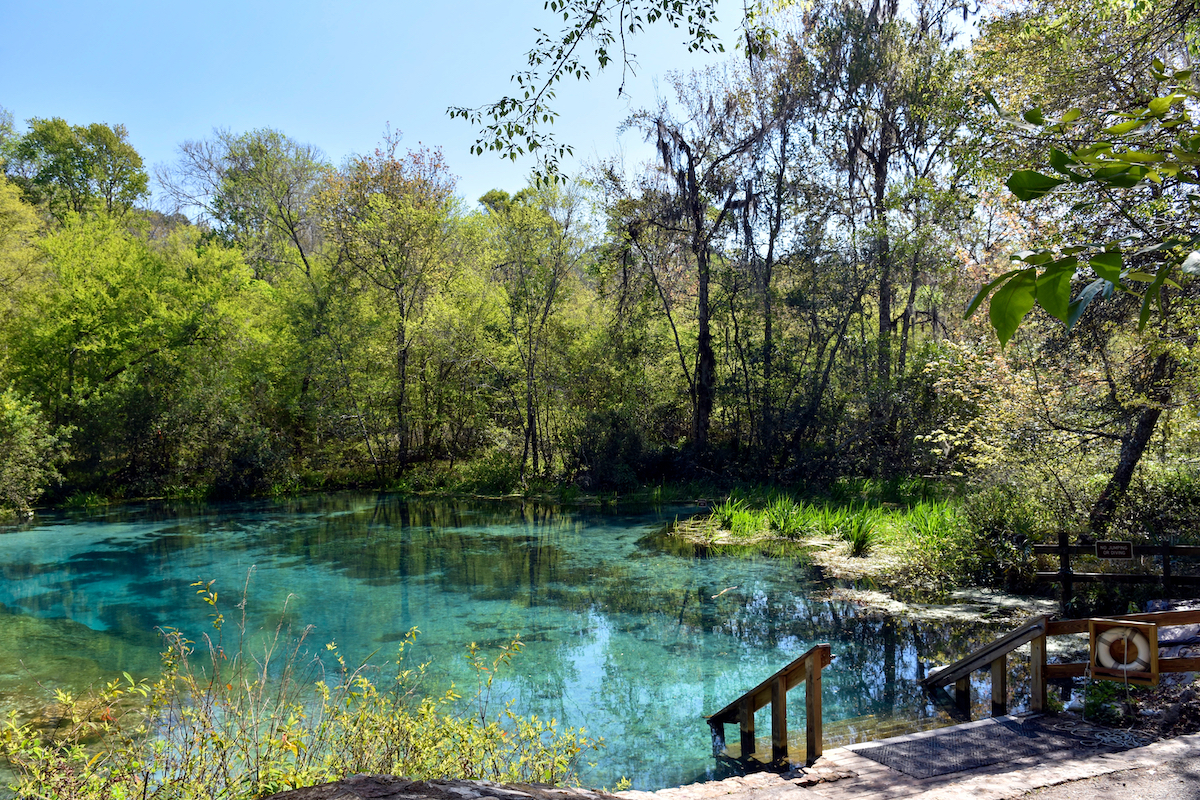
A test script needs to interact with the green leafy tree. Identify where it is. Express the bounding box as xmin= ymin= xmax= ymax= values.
xmin=158 ymin=128 xmax=329 ymax=283
xmin=0 ymin=178 xmax=45 ymax=320
xmin=0 ymin=105 xmax=16 ymax=170
xmin=968 ymin=61 xmax=1200 ymax=532
xmin=0 ymin=388 xmax=69 ymax=513
xmin=485 ymin=184 xmax=586 ymax=481
xmin=7 ymin=117 xmax=148 ymax=221
xmin=316 ymin=134 xmax=459 ymax=472
xmin=3 ymin=216 xmax=261 ymax=494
